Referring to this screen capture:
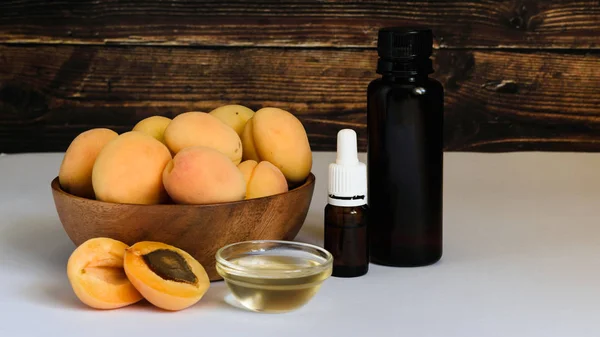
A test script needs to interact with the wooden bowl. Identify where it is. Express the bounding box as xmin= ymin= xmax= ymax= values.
xmin=51 ymin=174 xmax=315 ymax=281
